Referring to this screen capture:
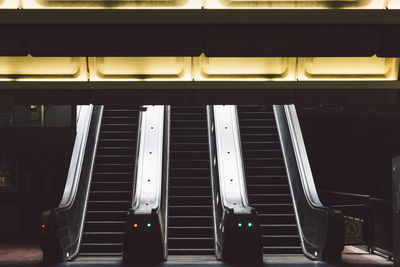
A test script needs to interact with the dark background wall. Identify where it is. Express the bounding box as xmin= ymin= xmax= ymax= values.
xmin=298 ymin=106 xmax=400 ymax=200
xmin=0 ymin=129 xmax=73 ymax=242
